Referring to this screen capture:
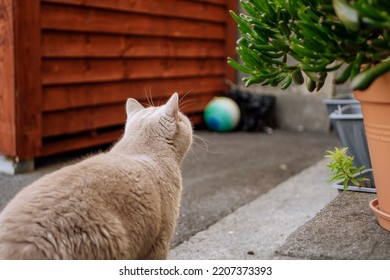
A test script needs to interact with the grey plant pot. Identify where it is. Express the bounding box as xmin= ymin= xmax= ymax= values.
xmin=329 ymin=104 xmax=372 ymax=169
xmin=322 ymin=93 xmax=360 ymax=129
xmin=322 ymin=93 xmax=360 ymax=115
